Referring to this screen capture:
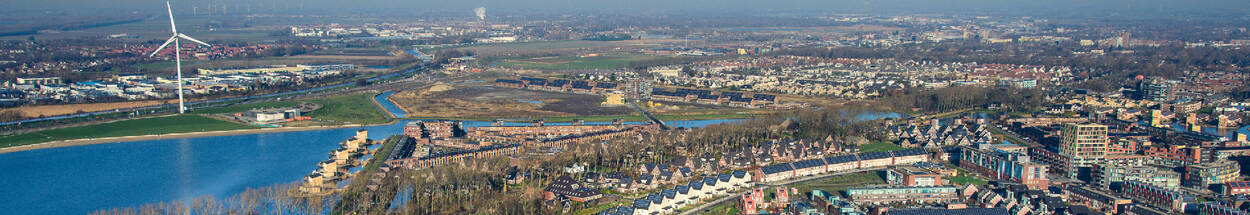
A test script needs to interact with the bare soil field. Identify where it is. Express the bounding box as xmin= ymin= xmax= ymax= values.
xmin=391 ymin=84 xmax=634 ymax=118
xmin=446 ymin=39 xmax=683 ymax=58
xmin=3 ymin=99 xmax=177 ymax=118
